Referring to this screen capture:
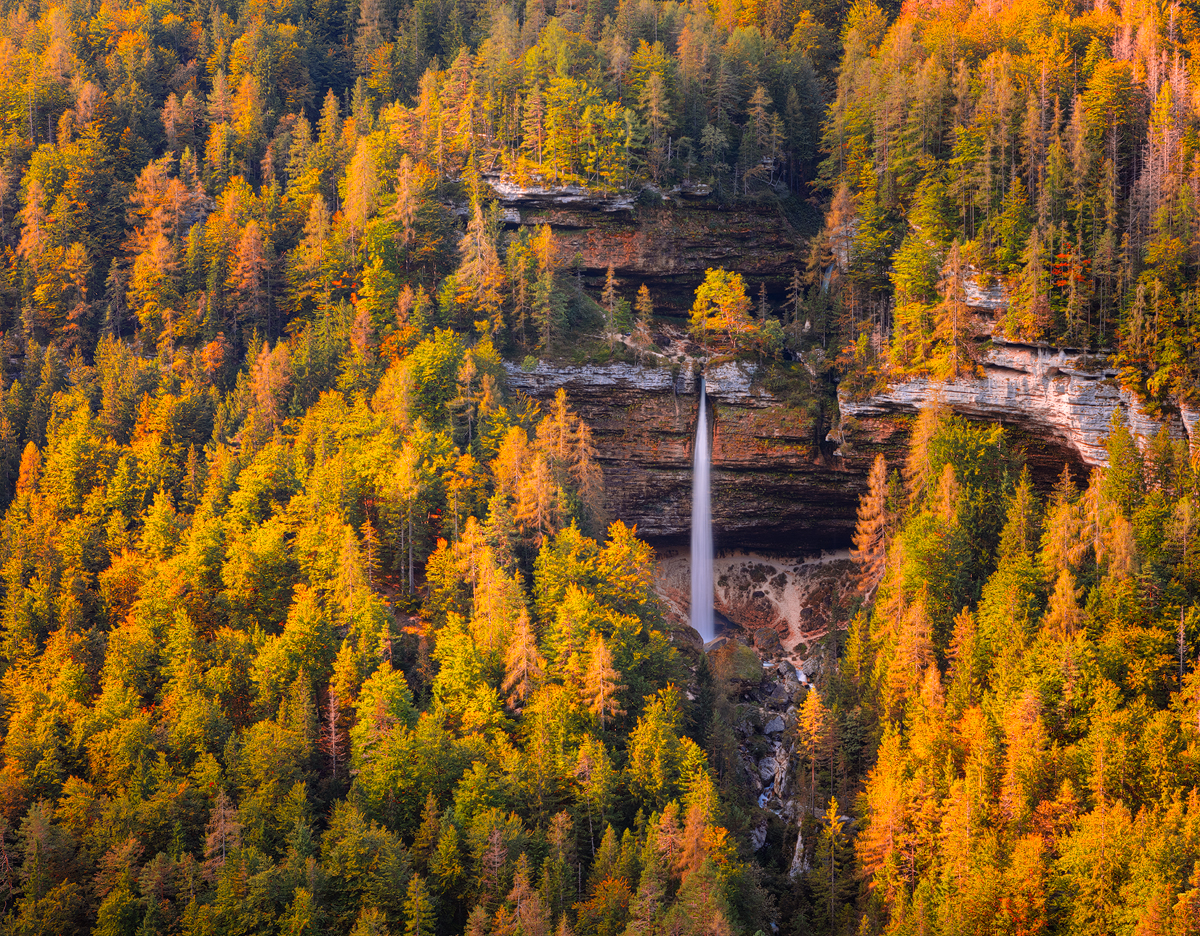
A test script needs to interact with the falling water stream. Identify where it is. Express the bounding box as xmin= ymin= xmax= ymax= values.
xmin=690 ymin=377 xmax=715 ymax=643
